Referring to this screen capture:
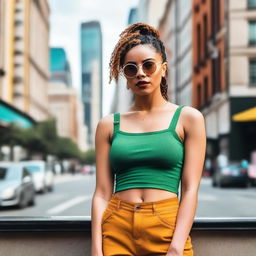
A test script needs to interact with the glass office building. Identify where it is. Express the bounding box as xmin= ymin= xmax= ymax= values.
xmin=50 ymin=47 xmax=72 ymax=87
xmin=80 ymin=21 xmax=102 ymax=143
